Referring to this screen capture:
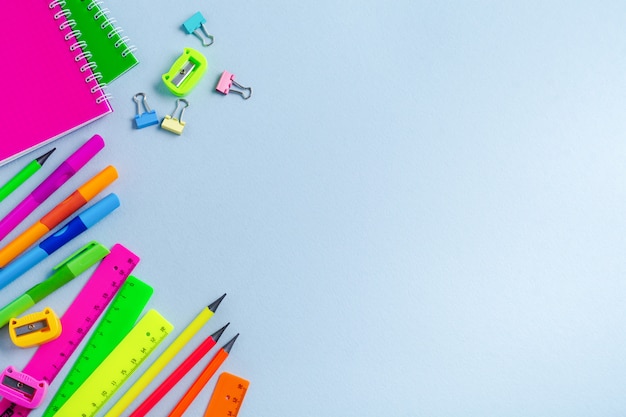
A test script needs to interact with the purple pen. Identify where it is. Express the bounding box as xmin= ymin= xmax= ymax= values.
xmin=0 ymin=135 xmax=104 ymax=241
